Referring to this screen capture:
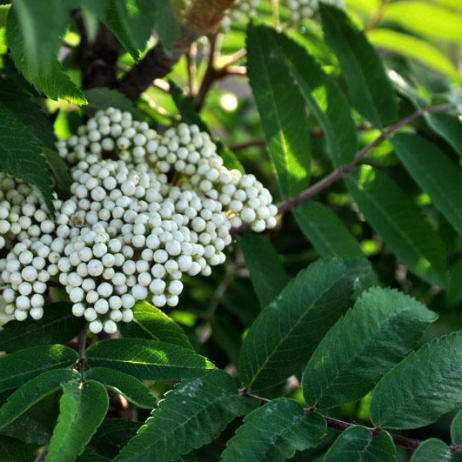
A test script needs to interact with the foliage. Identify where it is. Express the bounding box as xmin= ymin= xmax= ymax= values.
xmin=0 ymin=0 xmax=461 ymax=461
